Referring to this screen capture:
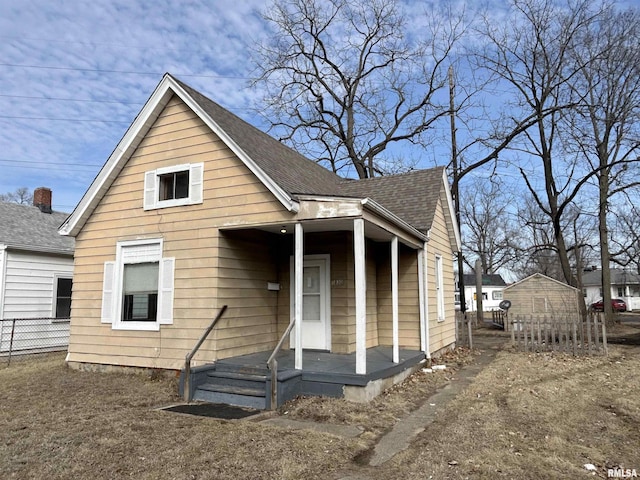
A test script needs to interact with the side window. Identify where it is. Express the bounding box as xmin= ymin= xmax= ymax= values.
xmin=54 ymin=277 xmax=73 ymax=319
xmin=144 ymin=163 xmax=203 ymax=210
xmin=492 ymin=290 xmax=503 ymax=301
xmin=435 ymin=255 xmax=445 ymax=321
